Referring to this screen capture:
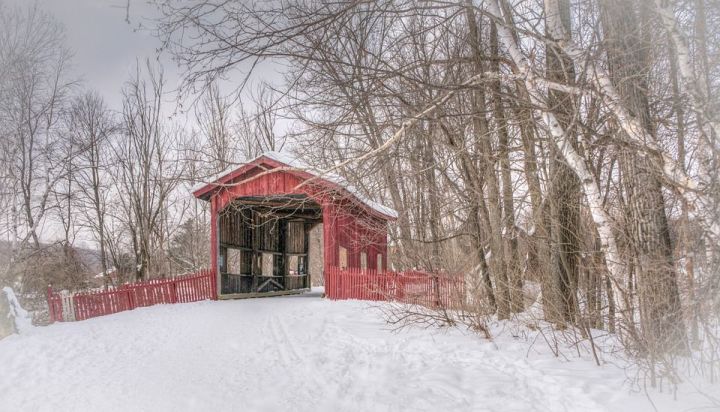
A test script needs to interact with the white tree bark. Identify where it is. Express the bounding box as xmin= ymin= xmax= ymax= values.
xmin=544 ymin=0 xmax=720 ymax=240
xmin=653 ymin=0 xmax=719 ymax=142
xmin=651 ymin=0 xmax=720 ymax=240
xmin=484 ymin=0 xmax=629 ymax=317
